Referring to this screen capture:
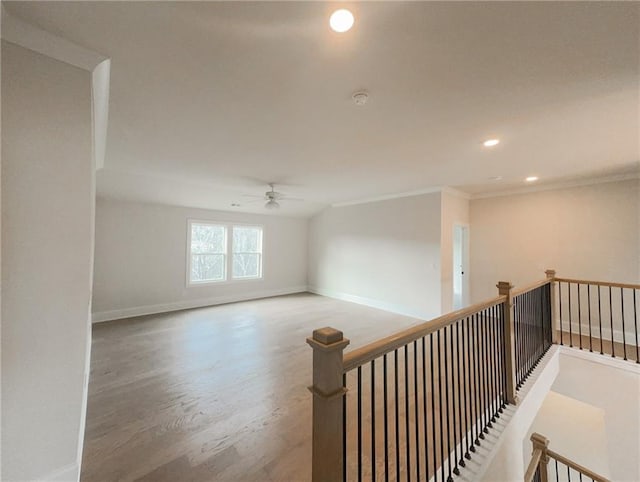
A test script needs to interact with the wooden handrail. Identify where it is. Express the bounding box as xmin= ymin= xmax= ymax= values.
xmin=547 ymin=449 xmax=611 ymax=482
xmin=524 ymin=448 xmax=543 ymax=482
xmin=555 ymin=277 xmax=640 ymax=290
xmin=342 ymin=295 xmax=506 ymax=372
xmin=512 ymin=278 xmax=552 ymax=297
